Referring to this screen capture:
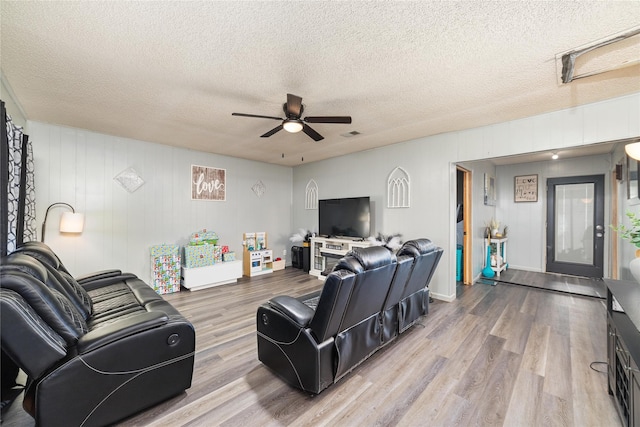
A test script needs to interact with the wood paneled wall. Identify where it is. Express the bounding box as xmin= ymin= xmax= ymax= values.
xmin=29 ymin=122 xmax=293 ymax=283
